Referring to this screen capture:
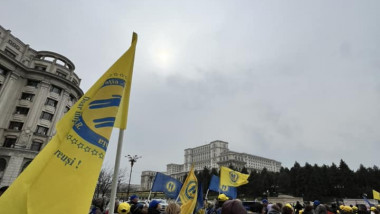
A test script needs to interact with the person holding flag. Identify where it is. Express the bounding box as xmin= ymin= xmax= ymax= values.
xmin=178 ymin=165 xmax=198 ymax=214
xmin=0 ymin=33 xmax=138 ymax=214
